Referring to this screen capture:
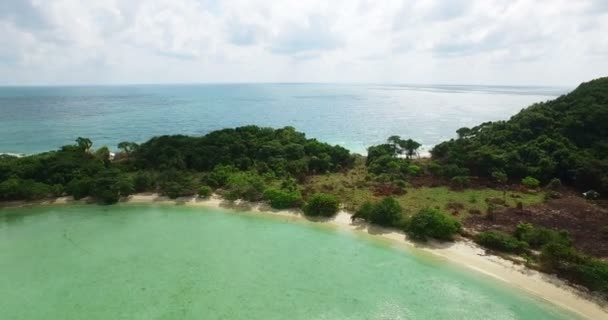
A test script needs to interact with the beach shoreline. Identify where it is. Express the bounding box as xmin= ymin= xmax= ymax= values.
xmin=2 ymin=193 xmax=607 ymax=320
